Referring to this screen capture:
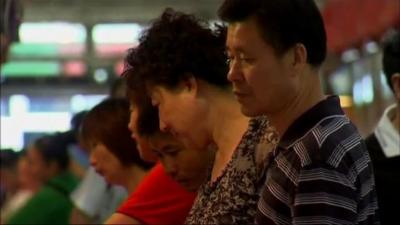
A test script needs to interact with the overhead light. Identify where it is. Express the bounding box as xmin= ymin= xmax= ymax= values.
xmin=341 ymin=49 xmax=360 ymax=63
xmin=94 ymin=68 xmax=108 ymax=83
xmin=364 ymin=41 xmax=379 ymax=54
